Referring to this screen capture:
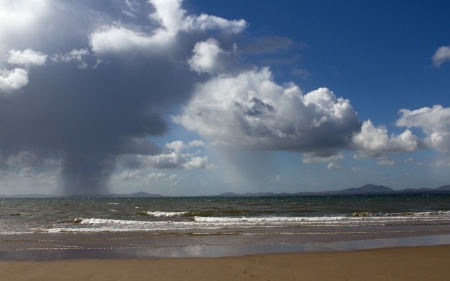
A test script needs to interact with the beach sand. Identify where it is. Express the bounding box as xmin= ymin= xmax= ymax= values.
xmin=1 ymin=245 xmax=449 ymax=281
